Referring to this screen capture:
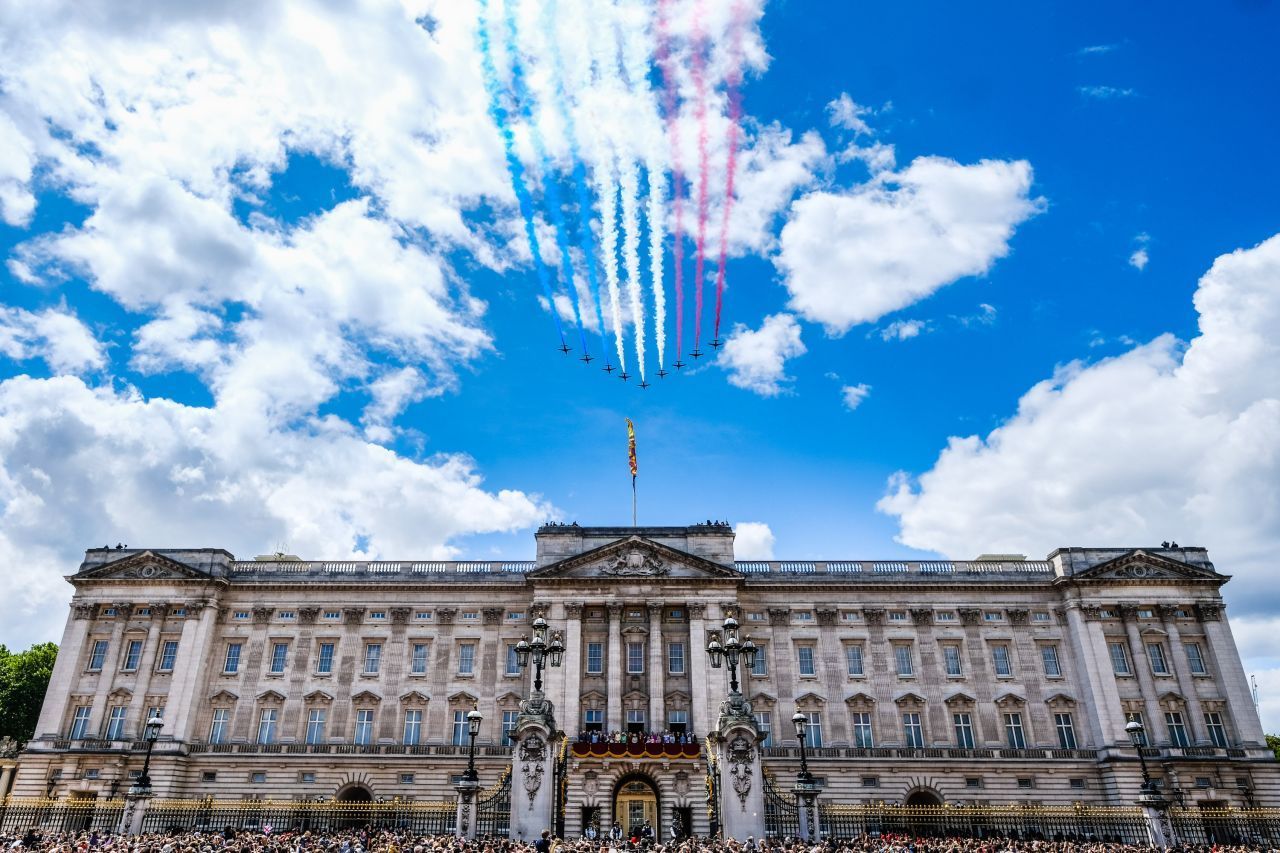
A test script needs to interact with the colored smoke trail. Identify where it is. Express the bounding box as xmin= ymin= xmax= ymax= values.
xmin=620 ymin=155 xmax=646 ymax=378
xmin=655 ymin=0 xmax=684 ymax=361
xmin=713 ymin=2 xmax=746 ymax=345
xmin=501 ymin=0 xmax=589 ymax=355
xmin=691 ymin=0 xmax=710 ymax=353
xmin=646 ymin=164 xmax=667 ymax=368
xmin=476 ymin=0 xmax=564 ymax=346
xmin=542 ymin=0 xmax=609 ymax=351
